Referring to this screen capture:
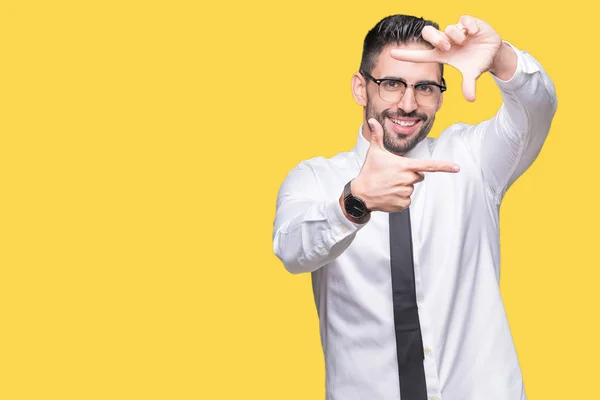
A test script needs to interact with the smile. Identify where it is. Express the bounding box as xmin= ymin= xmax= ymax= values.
xmin=390 ymin=118 xmax=418 ymax=127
